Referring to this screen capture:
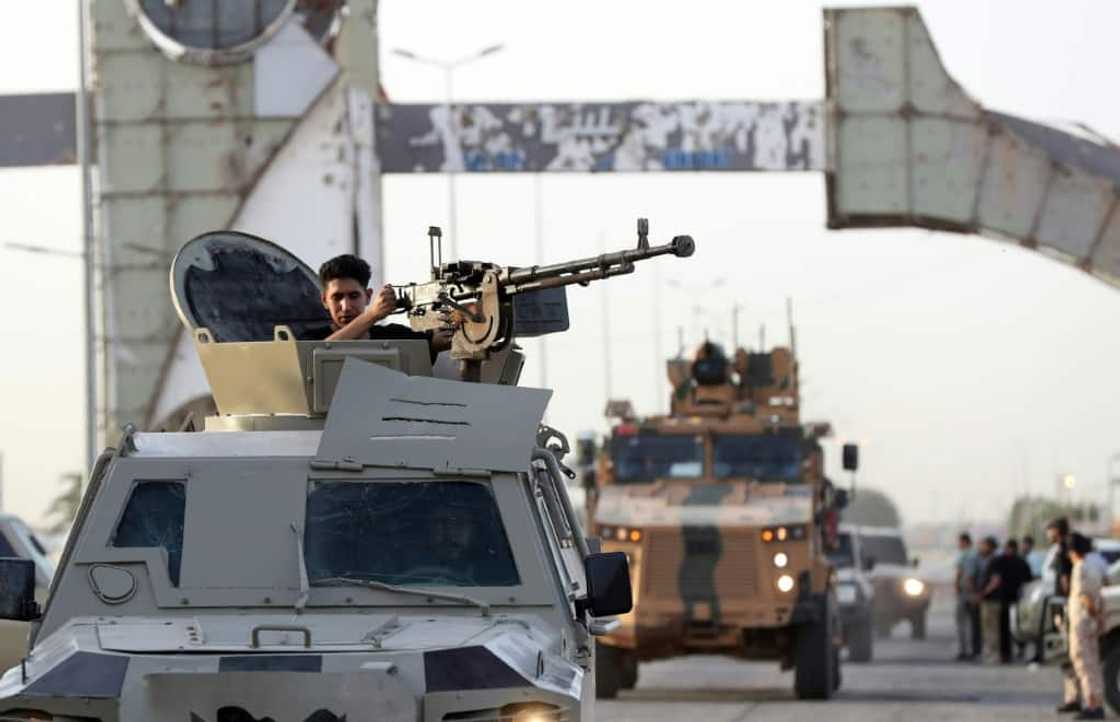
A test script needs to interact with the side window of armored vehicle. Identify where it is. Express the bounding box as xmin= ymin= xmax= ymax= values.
xmin=860 ymin=534 xmax=908 ymax=567
xmin=827 ymin=532 xmax=854 ymax=569
xmin=609 ymin=433 xmax=703 ymax=483
xmin=111 ymin=481 xmax=187 ymax=586
xmin=712 ymin=431 xmax=802 ymax=481
xmin=304 ymin=480 xmax=520 ymax=588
